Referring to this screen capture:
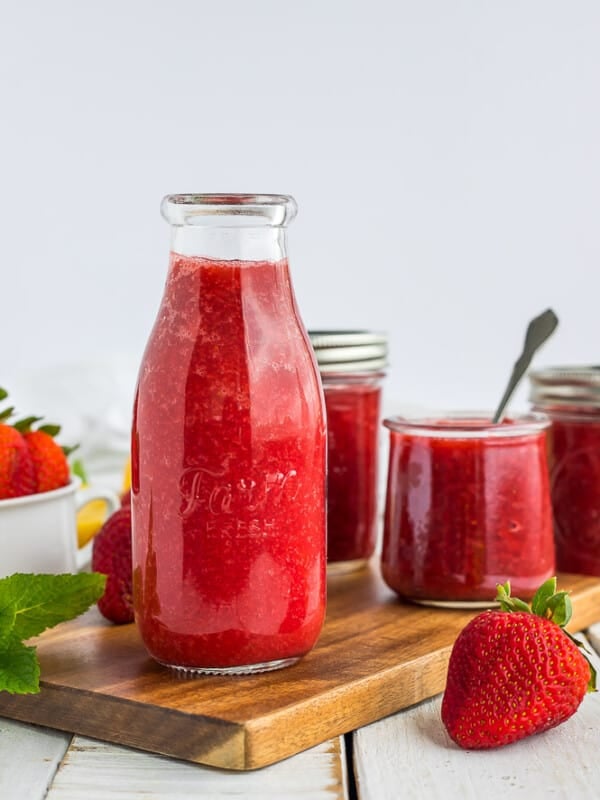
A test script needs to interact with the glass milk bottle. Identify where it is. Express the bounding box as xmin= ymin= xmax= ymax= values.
xmin=132 ymin=194 xmax=327 ymax=675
